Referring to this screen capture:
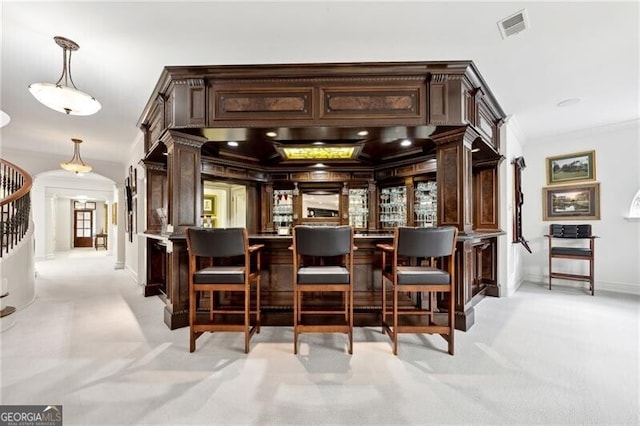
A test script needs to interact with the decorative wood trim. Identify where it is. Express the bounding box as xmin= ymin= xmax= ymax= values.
xmin=210 ymin=87 xmax=313 ymax=121
xmin=475 ymin=168 xmax=499 ymax=230
xmin=167 ymin=78 xmax=206 ymax=128
xmin=141 ymin=160 xmax=166 ymax=172
xmin=321 ymin=87 xmax=422 ymax=120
